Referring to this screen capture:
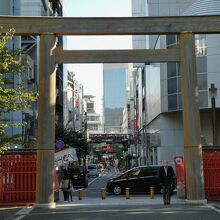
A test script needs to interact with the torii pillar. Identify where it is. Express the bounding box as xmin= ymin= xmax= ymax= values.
xmin=179 ymin=32 xmax=206 ymax=203
xmin=35 ymin=33 xmax=56 ymax=208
